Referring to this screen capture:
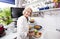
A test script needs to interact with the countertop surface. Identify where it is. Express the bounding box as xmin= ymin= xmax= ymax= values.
xmin=0 ymin=21 xmax=45 ymax=39
xmin=0 ymin=30 xmax=17 ymax=39
xmin=0 ymin=27 xmax=45 ymax=39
